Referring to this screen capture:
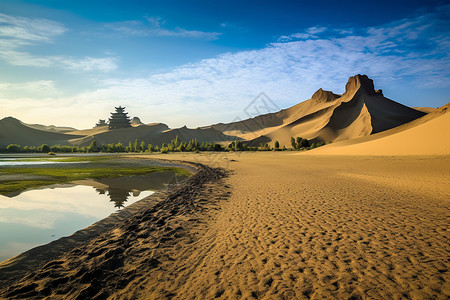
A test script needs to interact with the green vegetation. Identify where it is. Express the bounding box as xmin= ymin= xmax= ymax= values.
xmin=0 ymin=164 xmax=190 ymax=194
xmin=289 ymin=136 xmax=325 ymax=150
xmin=0 ymin=180 xmax=57 ymax=194
xmin=0 ymin=135 xmax=325 ymax=155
